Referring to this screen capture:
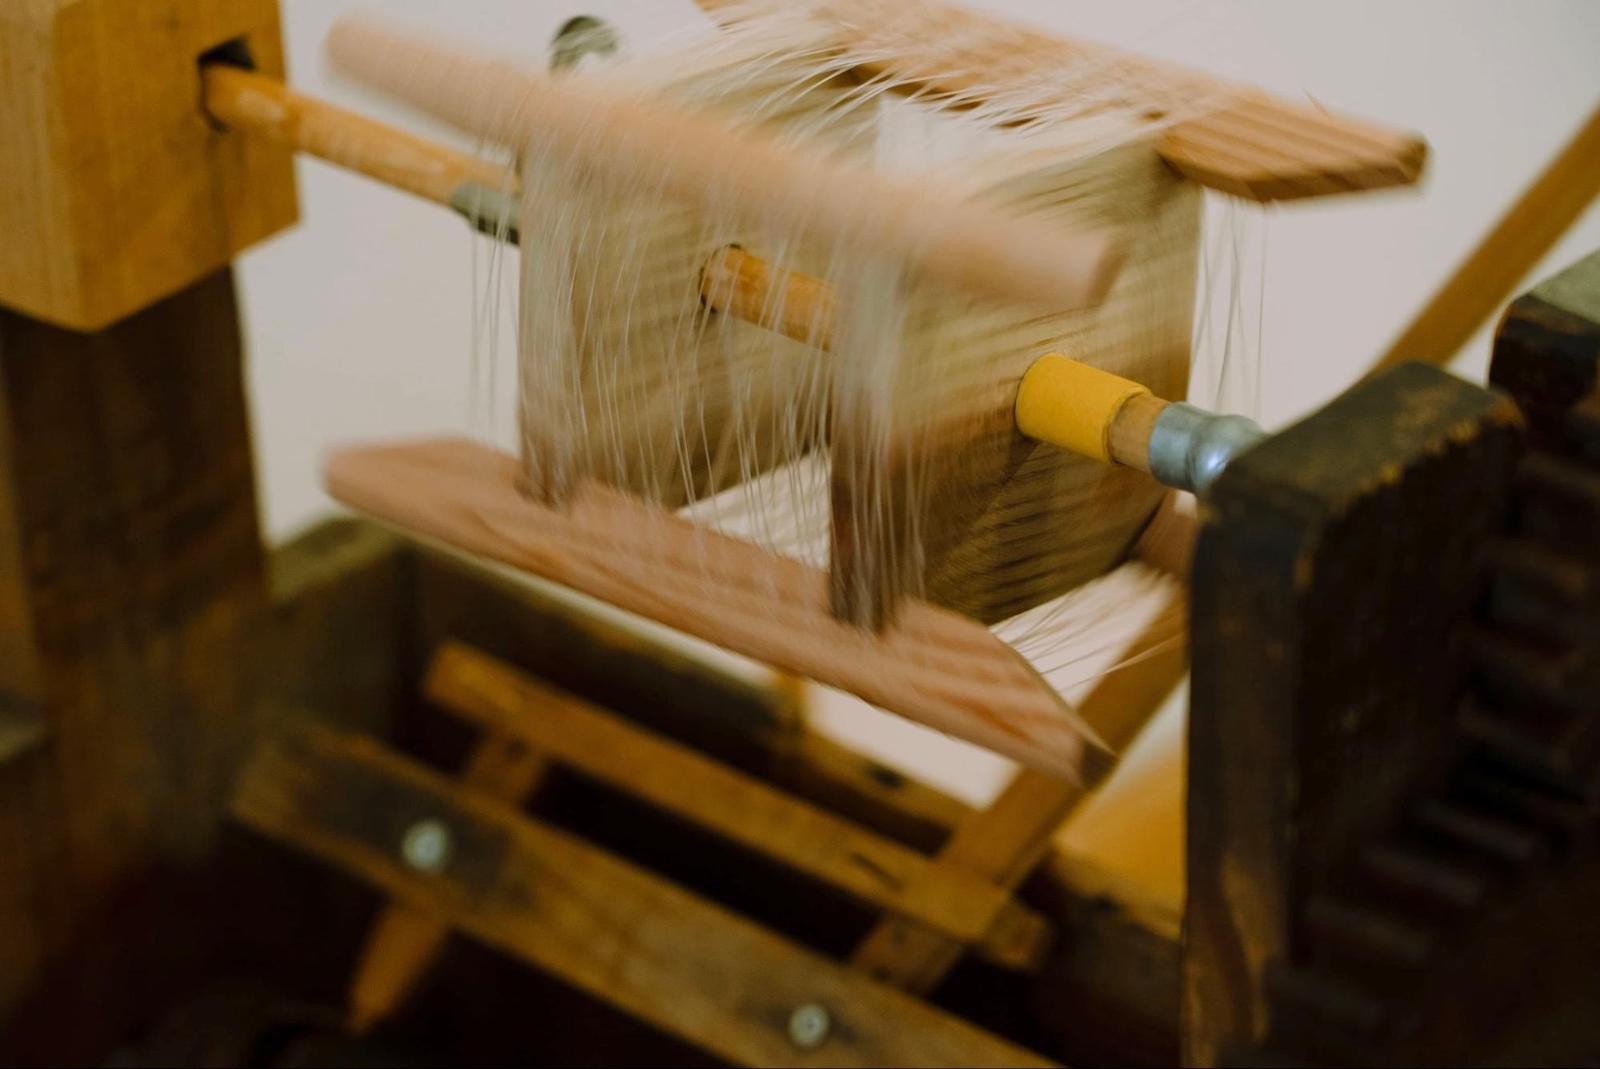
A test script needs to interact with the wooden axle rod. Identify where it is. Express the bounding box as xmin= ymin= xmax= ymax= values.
xmin=200 ymin=63 xmax=518 ymax=222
